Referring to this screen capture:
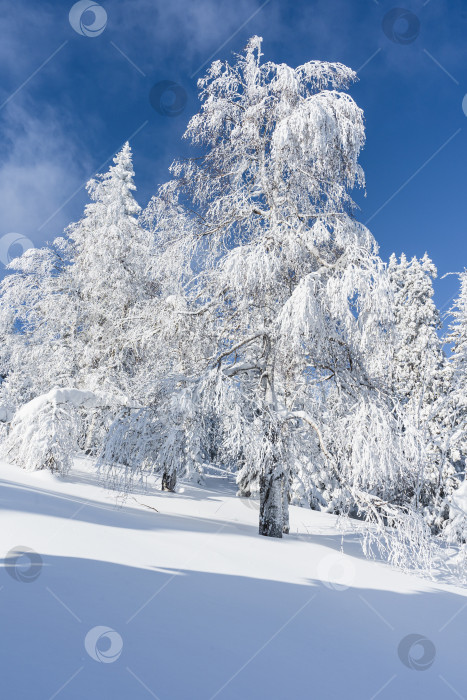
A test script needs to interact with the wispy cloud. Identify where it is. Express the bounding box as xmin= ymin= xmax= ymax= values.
xmin=0 ymin=100 xmax=93 ymax=246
